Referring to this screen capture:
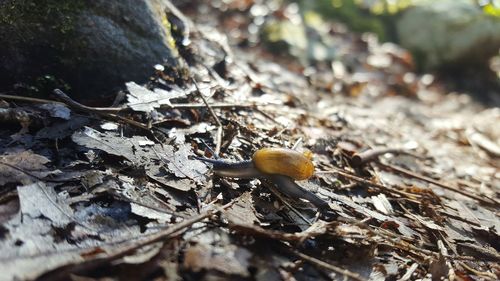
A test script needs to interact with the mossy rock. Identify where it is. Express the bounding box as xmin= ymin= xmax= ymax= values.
xmin=397 ymin=1 xmax=500 ymax=71
xmin=0 ymin=0 xmax=179 ymax=100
